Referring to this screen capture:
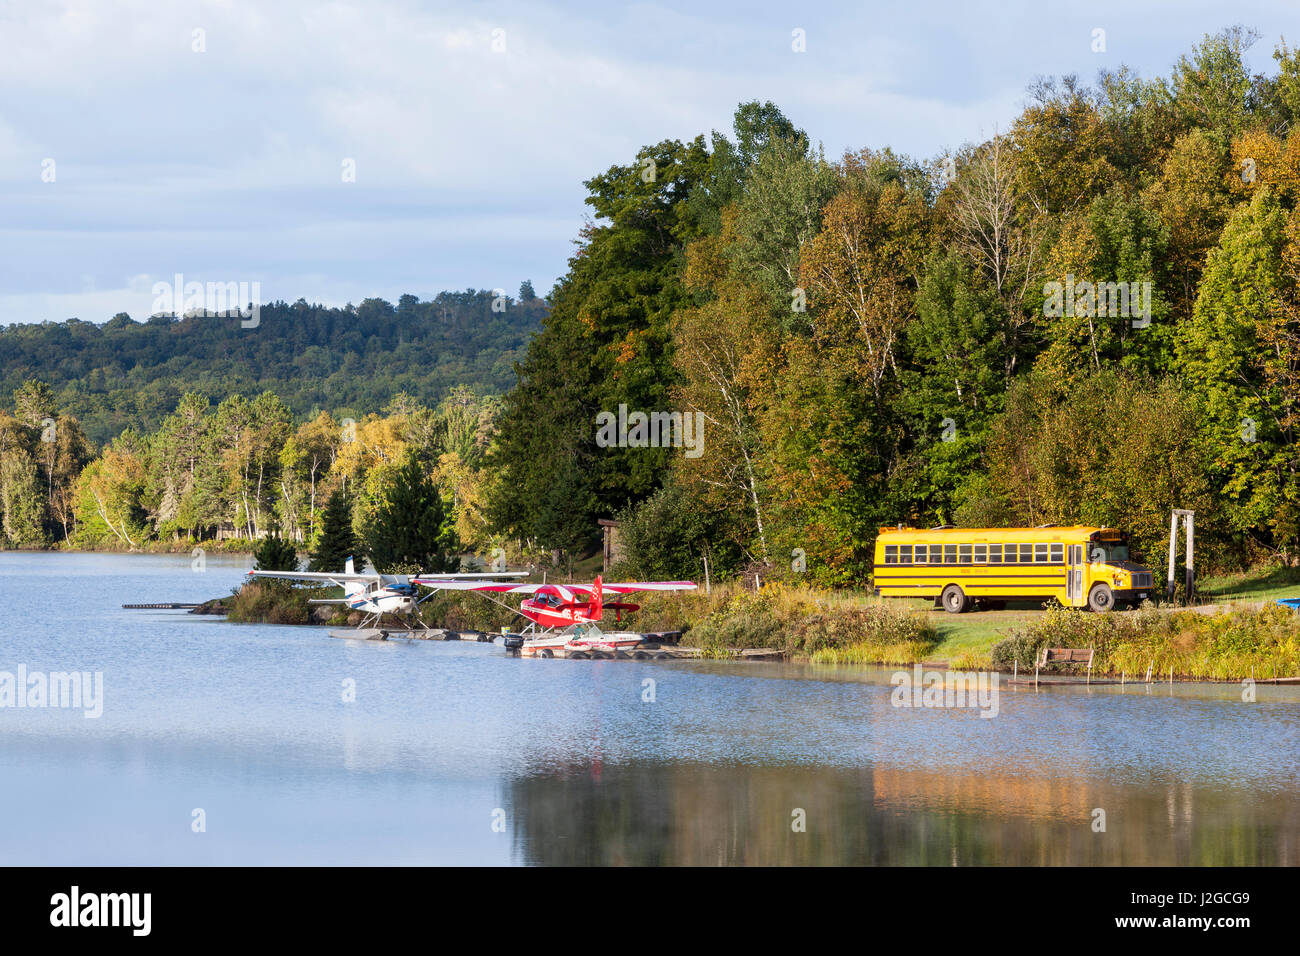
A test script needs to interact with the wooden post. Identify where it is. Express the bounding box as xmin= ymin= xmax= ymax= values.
xmin=703 ymin=553 xmax=711 ymax=595
xmin=1166 ymin=512 xmax=1178 ymax=603
xmin=1184 ymin=512 xmax=1195 ymax=604
xmin=1145 ymin=660 xmax=1153 ymax=683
